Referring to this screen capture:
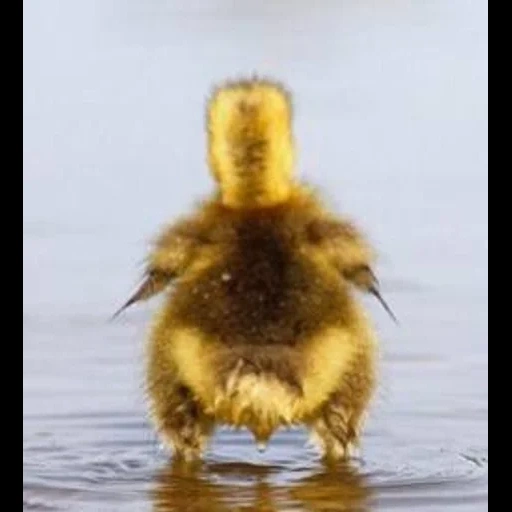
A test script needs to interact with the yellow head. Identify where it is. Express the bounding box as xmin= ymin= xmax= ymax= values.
xmin=207 ymin=78 xmax=295 ymax=209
